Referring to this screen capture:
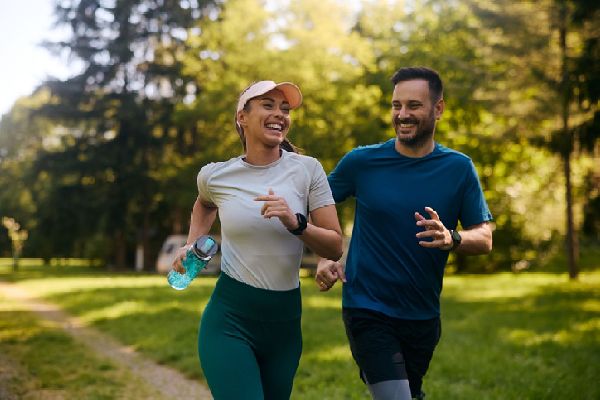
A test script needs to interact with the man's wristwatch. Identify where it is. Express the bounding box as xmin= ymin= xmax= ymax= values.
xmin=288 ymin=213 xmax=308 ymax=235
xmin=449 ymin=229 xmax=462 ymax=251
